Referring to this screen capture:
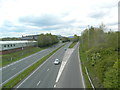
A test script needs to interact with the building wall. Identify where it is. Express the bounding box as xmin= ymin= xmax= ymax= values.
xmin=0 ymin=46 xmax=33 ymax=55
xmin=0 ymin=41 xmax=37 ymax=51
xmin=0 ymin=41 xmax=37 ymax=55
xmin=21 ymin=35 xmax=38 ymax=40
xmin=0 ymin=47 xmax=22 ymax=55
